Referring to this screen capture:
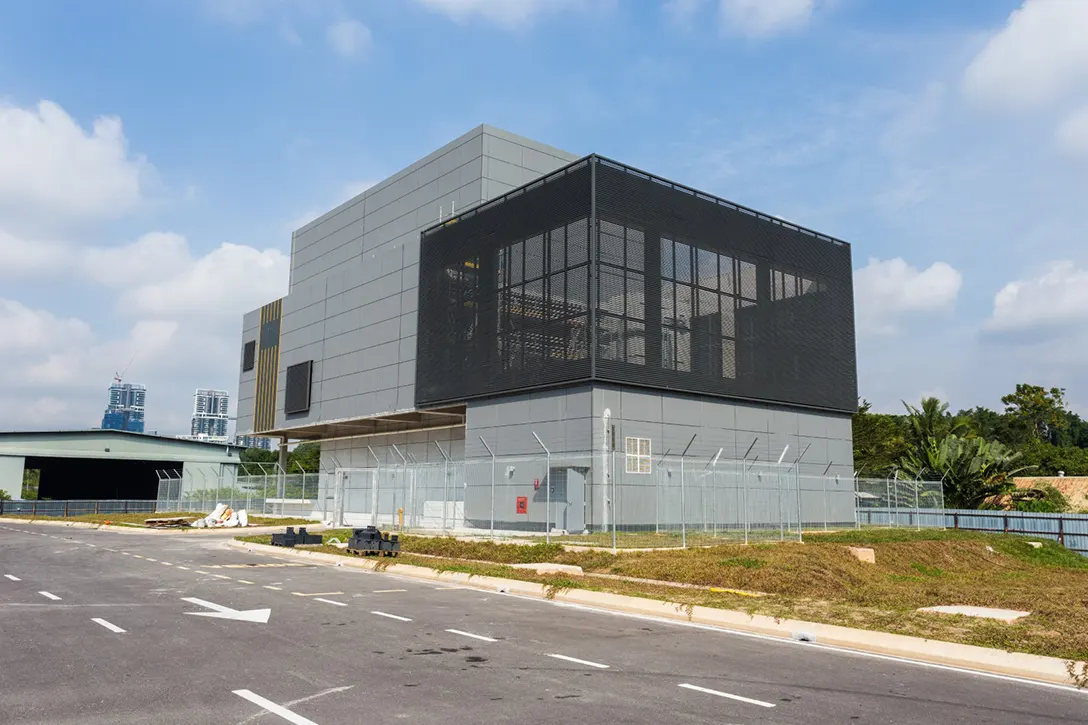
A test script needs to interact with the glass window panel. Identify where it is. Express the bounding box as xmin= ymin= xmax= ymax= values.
xmin=599 ymin=220 xmax=625 ymax=267
xmin=662 ymin=280 xmax=676 ymax=325
xmin=675 ymin=242 xmax=692 ymax=284
xmin=598 ymin=315 xmax=622 ymax=361
xmin=697 ymin=248 xmax=718 ymax=290
xmin=511 ymin=241 xmax=523 ymax=285
xmin=719 ymin=295 xmax=735 ymax=338
xmin=674 ymin=329 xmax=691 ymax=372
xmin=627 ymin=226 xmax=645 ymax=272
xmin=661 ymin=238 xmax=675 ymax=280
xmin=638 ymin=438 xmax=650 ymax=456
xmin=549 ymin=226 xmax=566 ymax=273
xmin=626 ymin=437 xmax=638 ymax=455
xmin=740 ymin=261 xmax=757 ymax=300
xmin=800 ymin=276 xmax=814 ymax=295
xmin=675 ymin=283 xmax=694 ymax=328
xmin=567 ymin=218 xmax=589 ymax=266
xmin=599 ymin=266 xmax=625 ymax=316
xmin=566 ymin=265 xmax=589 ymax=311
xmin=719 ymin=254 xmax=735 ymax=295
xmin=525 ymin=234 xmax=544 ymax=281
xmin=627 ymin=270 xmax=645 ymax=321
xmin=626 ymin=321 xmax=645 ymax=365
xmin=783 ymin=272 xmax=797 ymax=298
xmin=697 ymin=287 xmax=718 ymax=319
